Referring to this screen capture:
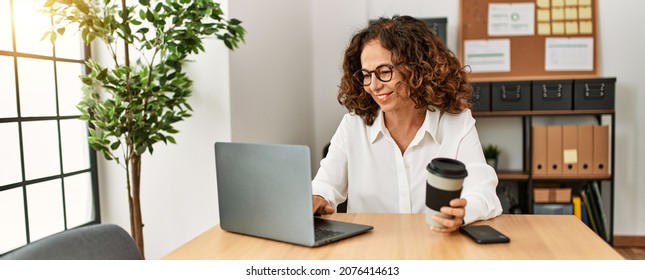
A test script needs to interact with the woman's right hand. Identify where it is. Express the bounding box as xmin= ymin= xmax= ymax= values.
xmin=313 ymin=195 xmax=336 ymax=215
